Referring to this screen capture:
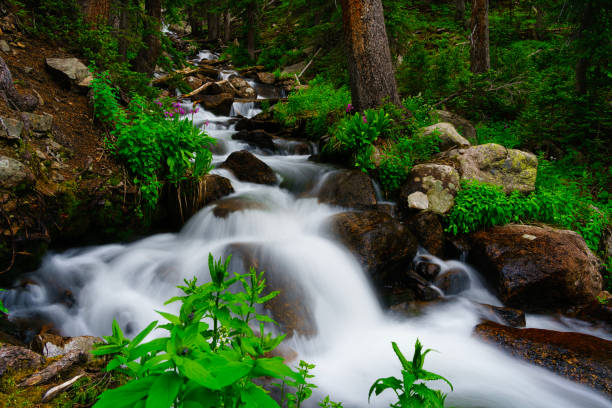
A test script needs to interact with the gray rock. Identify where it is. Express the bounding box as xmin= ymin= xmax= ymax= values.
xmin=23 ymin=112 xmax=53 ymax=134
xmin=420 ymin=122 xmax=471 ymax=151
xmin=434 ymin=268 xmax=470 ymax=295
xmin=401 ymin=164 xmax=460 ymax=214
xmin=435 ymin=110 xmax=477 ymax=143
xmin=0 ymin=117 xmax=23 ymax=140
xmin=0 ymin=40 xmax=10 ymax=53
xmin=282 ymin=61 xmax=307 ymax=75
xmin=443 ymin=143 xmax=538 ymax=193
xmin=0 ymin=155 xmax=31 ymax=188
xmin=45 ymin=57 xmax=90 ymax=84
xmin=36 ymin=335 xmax=102 ymax=359
xmin=0 ymin=345 xmax=44 ymax=376
xmin=407 ymin=191 xmax=429 ymax=210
